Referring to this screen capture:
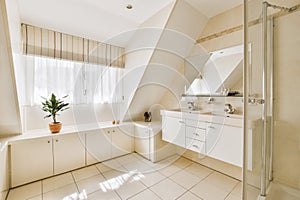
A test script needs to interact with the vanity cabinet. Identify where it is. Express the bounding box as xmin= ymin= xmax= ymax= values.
xmin=207 ymin=124 xmax=243 ymax=167
xmin=10 ymin=124 xmax=134 ymax=187
xmin=86 ymin=129 xmax=112 ymax=165
xmin=111 ymin=125 xmax=133 ymax=157
xmin=162 ymin=116 xmax=185 ymax=148
xmin=161 ymin=110 xmax=244 ymax=167
xmin=185 ymin=119 xmax=206 ymax=154
xmin=11 ymin=137 xmax=53 ymax=187
xmin=53 ymin=133 xmax=86 ymax=174
xmin=134 ymin=126 xmax=151 ymax=159
xmin=11 ymin=133 xmax=86 ymax=187
xmin=86 ymin=125 xmax=133 ymax=165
